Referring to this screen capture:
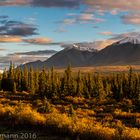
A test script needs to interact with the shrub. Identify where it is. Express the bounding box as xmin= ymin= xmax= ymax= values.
xmin=68 ymin=104 xmax=76 ymax=117
xmin=122 ymin=127 xmax=140 ymax=140
xmin=121 ymin=98 xmax=133 ymax=112
xmin=15 ymin=105 xmax=46 ymax=125
xmin=37 ymin=98 xmax=52 ymax=113
xmin=135 ymin=118 xmax=140 ymax=127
